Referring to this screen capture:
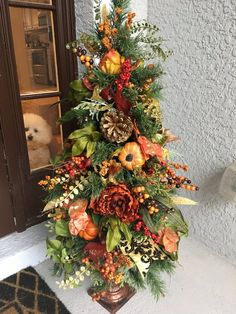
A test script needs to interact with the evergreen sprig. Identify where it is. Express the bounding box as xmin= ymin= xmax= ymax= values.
xmin=131 ymin=104 xmax=162 ymax=139
xmin=92 ymin=141 xmax=119 ymax=165
xmin=146 ymin=268 xmax=166 ymax=300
